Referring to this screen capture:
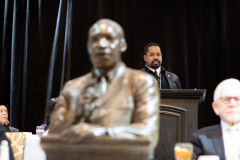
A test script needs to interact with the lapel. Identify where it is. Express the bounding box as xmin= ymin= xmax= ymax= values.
xmin=210 ymin=124 xmax=225 ymax=160
xmin=162 ymin=67 xmax=174 ymax=89
xmin=144 ymin=65 xmax=154 ymax=74
xmin=143 ymin=65 xmax=159 ymax=83
xmin=90 ymin=63 xmax=127 ymax=109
